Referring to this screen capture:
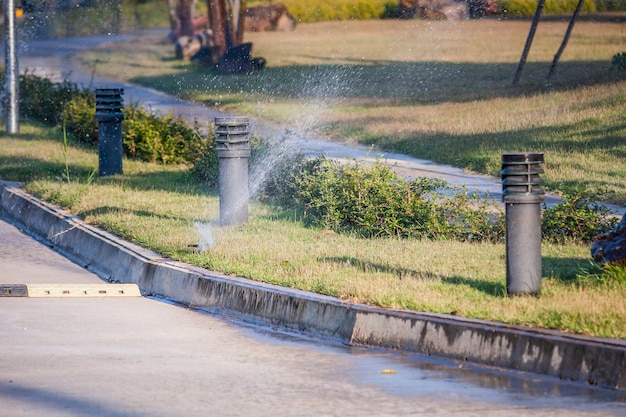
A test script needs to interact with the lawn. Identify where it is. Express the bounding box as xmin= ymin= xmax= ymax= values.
xmin=3 ymin=18 xmax=624 ymax=339
xmin=77 ymin=19 xmax=626 ymax=203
